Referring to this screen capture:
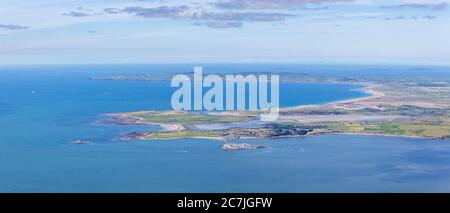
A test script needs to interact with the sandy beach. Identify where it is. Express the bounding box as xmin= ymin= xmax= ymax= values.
xmin=283 ymin=84 xmax=385 ymax=111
